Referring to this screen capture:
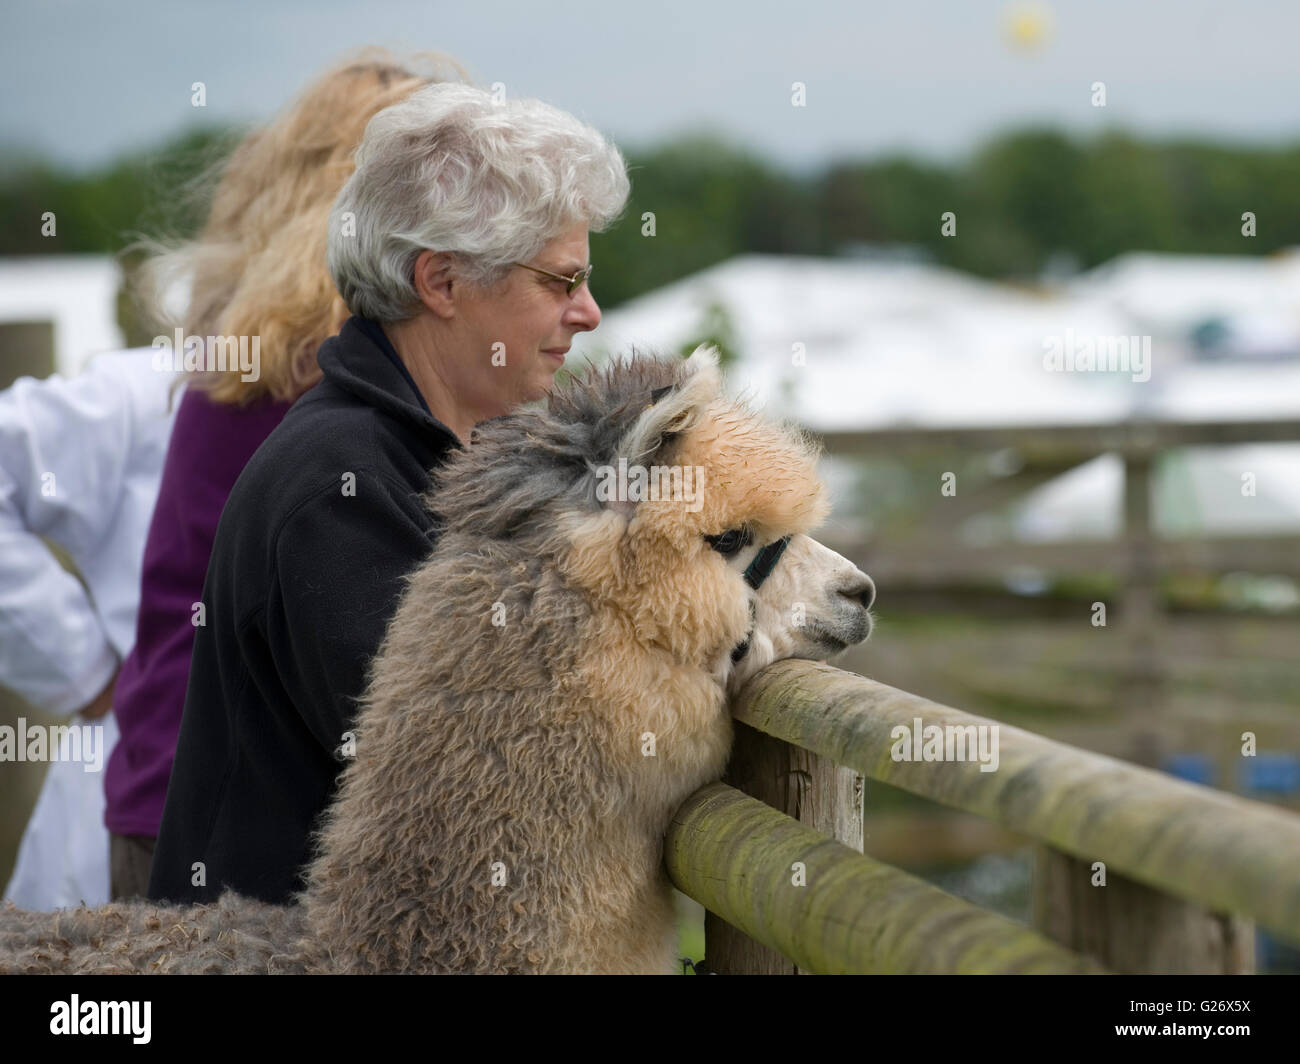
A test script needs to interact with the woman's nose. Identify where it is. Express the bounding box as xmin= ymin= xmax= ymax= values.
xmin=568 ymin=286 xmax=601 ymax=331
